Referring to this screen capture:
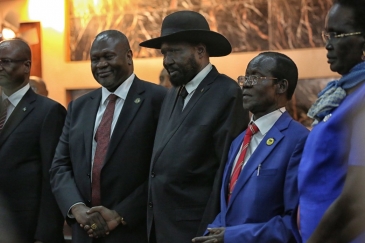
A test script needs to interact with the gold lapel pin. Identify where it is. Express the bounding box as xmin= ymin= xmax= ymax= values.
xmin=266 ymin=138 xmax=274 ymax=146
xmin=134 ymin=98 xmax=141 ymax=104
xmin=23 ymin=107 xmax=27 ymax=111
